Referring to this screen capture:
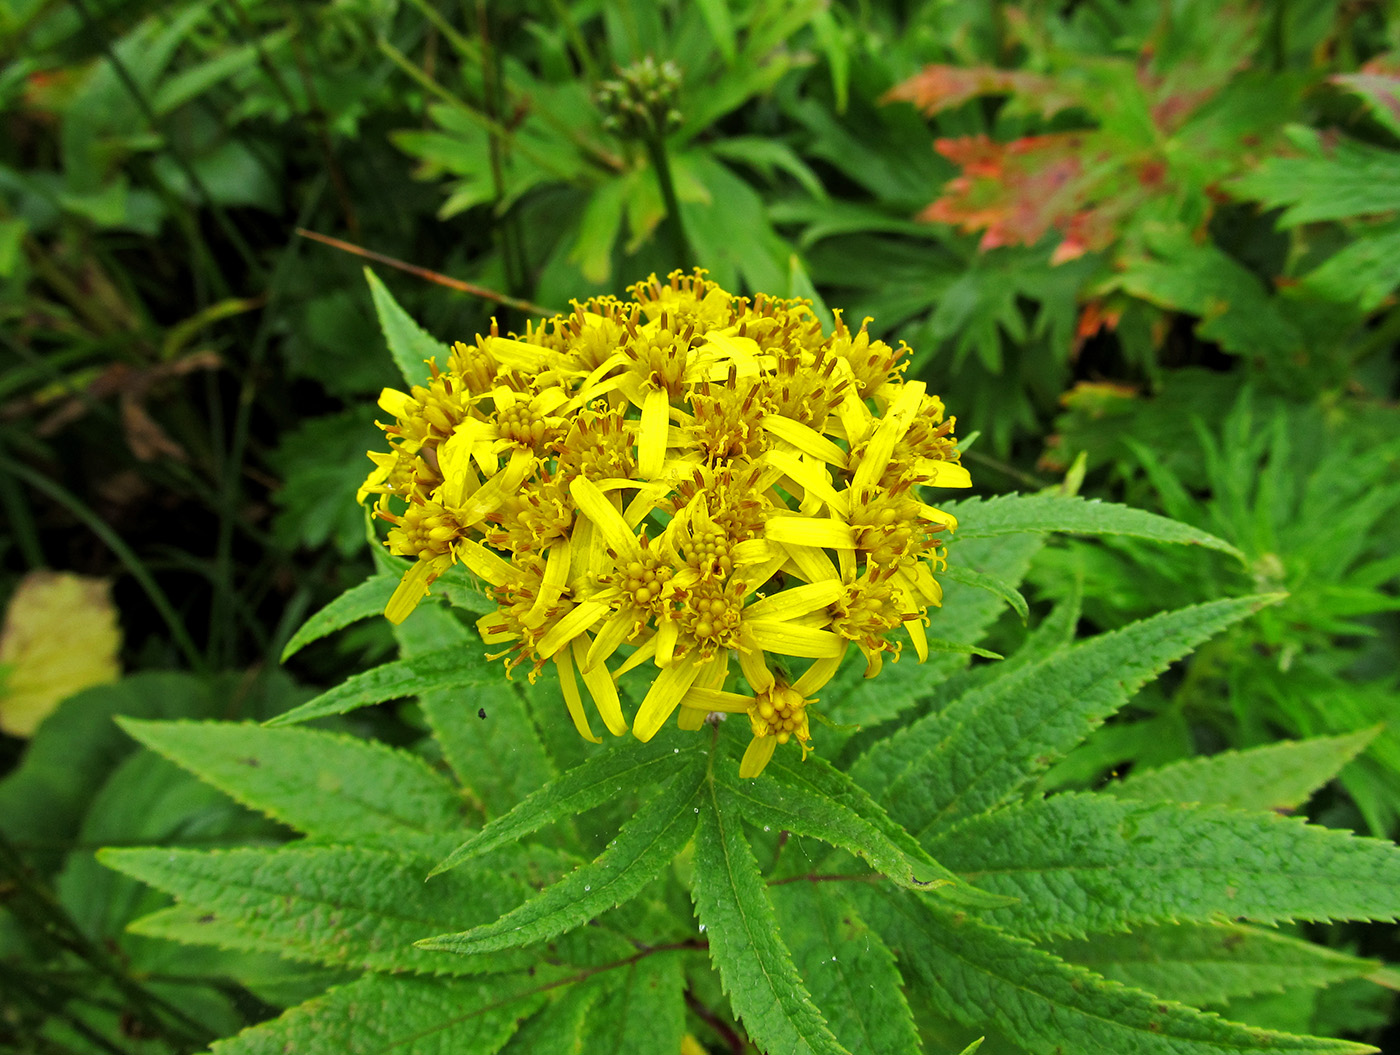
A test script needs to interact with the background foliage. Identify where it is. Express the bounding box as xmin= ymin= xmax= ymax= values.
xmin=2 ymin=0 xmax=1398 ymax=1052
